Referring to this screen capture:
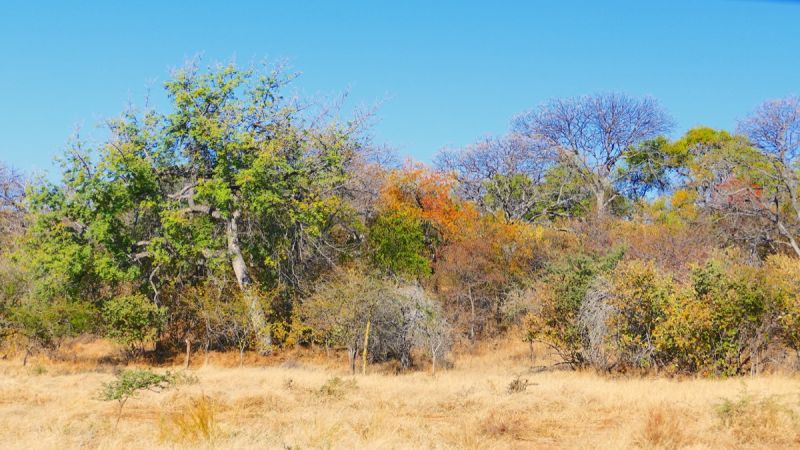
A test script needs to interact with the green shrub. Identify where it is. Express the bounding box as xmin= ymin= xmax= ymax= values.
xmin=654 ymin=261 xmax=775 ymax=375
xmin=100 ymin=369 xmax=175 ymax=425
xmin=606 ymin=260 xmax=674 ymax=370
xmin=526 ymin=249 xmax=623 ymax=367
xmin=10 ymin=298 xmax=97 ymax=349
xmin=102 ymin=294 xmax=165 ymax=351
